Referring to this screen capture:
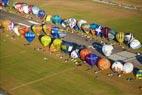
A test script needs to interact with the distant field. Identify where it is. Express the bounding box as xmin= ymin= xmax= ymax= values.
xmin=0 ymin=0 xmax=142 ymax=95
